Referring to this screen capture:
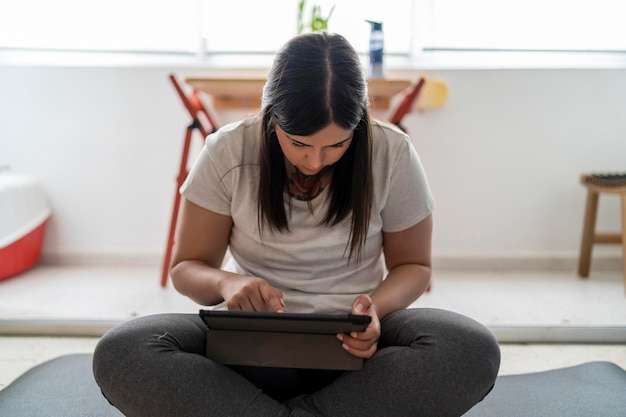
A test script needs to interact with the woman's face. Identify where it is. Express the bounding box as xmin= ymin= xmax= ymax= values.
xmin=274 ymin=122 xmax=353 ymax=176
